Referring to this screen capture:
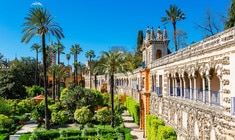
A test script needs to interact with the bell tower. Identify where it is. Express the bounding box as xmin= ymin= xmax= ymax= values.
xmin=139 ymin=26 xmax=170 ymax=136
xmin=141 ymin=26 xmax=170 ymax=68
